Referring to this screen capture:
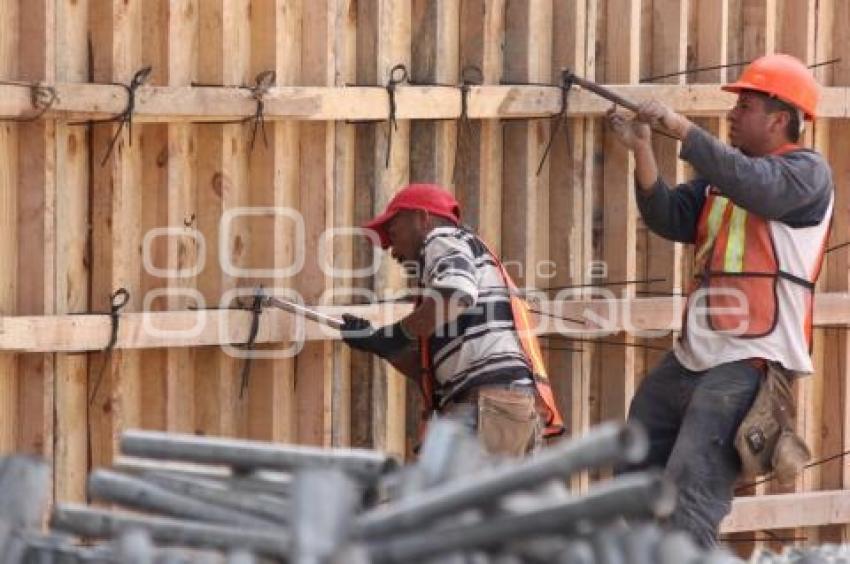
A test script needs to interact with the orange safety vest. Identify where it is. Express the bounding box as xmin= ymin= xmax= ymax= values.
xmin=690 ymin=144 xmax=828 ymax=344
xmin=417 ymin=238 xmax=565 ymax=438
